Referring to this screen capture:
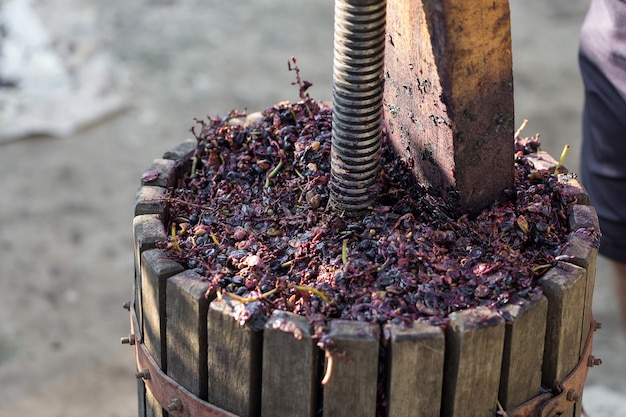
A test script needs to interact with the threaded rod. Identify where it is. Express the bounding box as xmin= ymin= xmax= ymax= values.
xmin=330 ymin=0 xmax=386 ymax=214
